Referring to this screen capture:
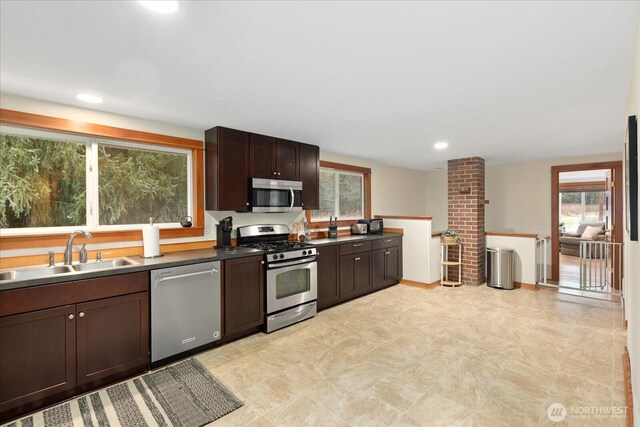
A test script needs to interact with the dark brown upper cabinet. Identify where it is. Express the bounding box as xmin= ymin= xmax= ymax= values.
xmin=249 ymin=134 xmax=299 ymax=181
xmin=298 ymin=143 xmax=320 ymax=210
xmin=205 ymin=126 xmax=319 ymax=212
xmin=205 ymin=127 xmax=250 ymax=212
